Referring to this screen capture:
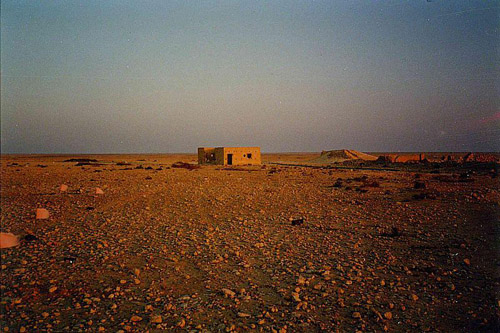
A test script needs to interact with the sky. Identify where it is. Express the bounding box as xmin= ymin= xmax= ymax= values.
xmin=1 ymin=0 xmax=498 ymax=153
